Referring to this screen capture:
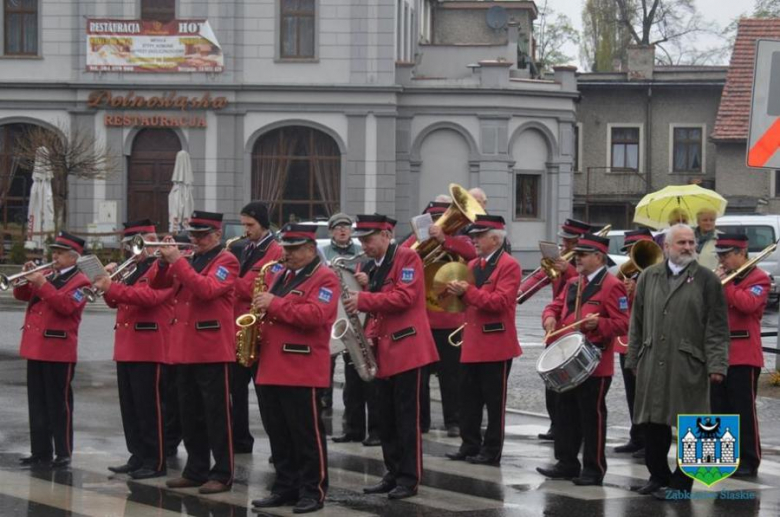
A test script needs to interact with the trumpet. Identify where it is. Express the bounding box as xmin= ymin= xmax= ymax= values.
xmin=130 ymin=234 xmax=195 ymax=255
xmin=0 ymin=261 xmax=56 ymax=290
xmin=81 ymin=255 xmax=140 ymax=302
xmin=517 ymin=224 xmax=612 ymax=305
